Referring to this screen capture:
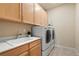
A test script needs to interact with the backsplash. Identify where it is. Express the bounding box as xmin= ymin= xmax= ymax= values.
xmin=0 ymin=20 xmax=32 ymax=38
